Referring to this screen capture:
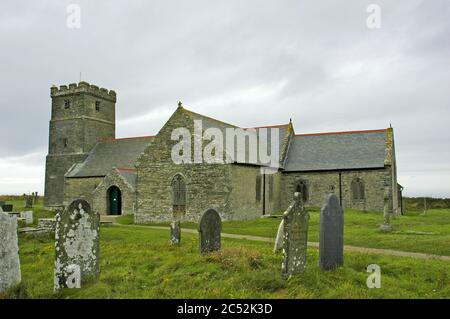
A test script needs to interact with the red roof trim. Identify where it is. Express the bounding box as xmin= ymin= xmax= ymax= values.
xmin=296 ymin=129 xmax=387 ymax=137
